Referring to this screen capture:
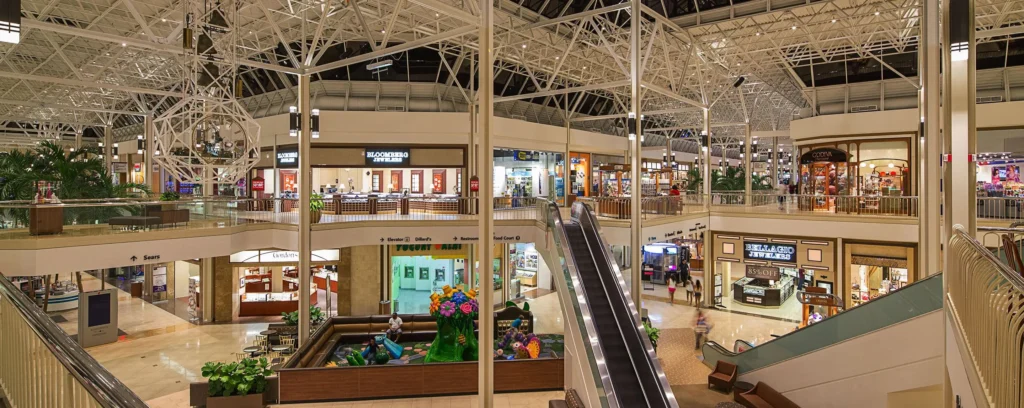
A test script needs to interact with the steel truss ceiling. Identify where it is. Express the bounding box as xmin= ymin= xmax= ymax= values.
xmin=1 ymin=0 xmax=1024 ymax=150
